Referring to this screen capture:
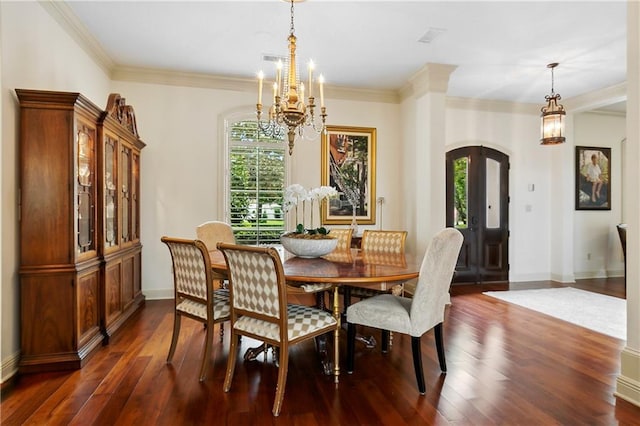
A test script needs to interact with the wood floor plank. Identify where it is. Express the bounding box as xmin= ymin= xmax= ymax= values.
xmin=2 ymin=279 xmax=640 ymax=425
